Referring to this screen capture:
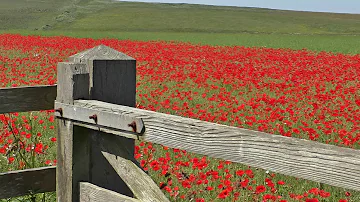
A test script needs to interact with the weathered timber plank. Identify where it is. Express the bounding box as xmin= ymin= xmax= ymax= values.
xmin=89 ymin=129 xmax=140 ymax=197
xmin=0 ymin=166 xmax=56 ymax=199
xmin=80 ymin=182 xmax=140 ymax=202
xmin=54 ymin=101 xmax=145 ymax=134
xmin=68 ymin=45 xmax=135 ymax=102
xmin=92 ymin=60 xmax=136 ymax=107
xmin=74 ymin=99 xmax=360 ymax=191
xmin=56 ymin=62 xmax=89 ymax=105
xmin=71 ymin=46 xmax=137 ymax=197
xmin=56 ymin=62 xmax=90 ymax=202
xmin=69 ymin=45 xmax=134 ymax=62
xmin=101 ymin=152 xmax=170 ymax=202
xmin=0 ymin=85 xmax=56 ymax=114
